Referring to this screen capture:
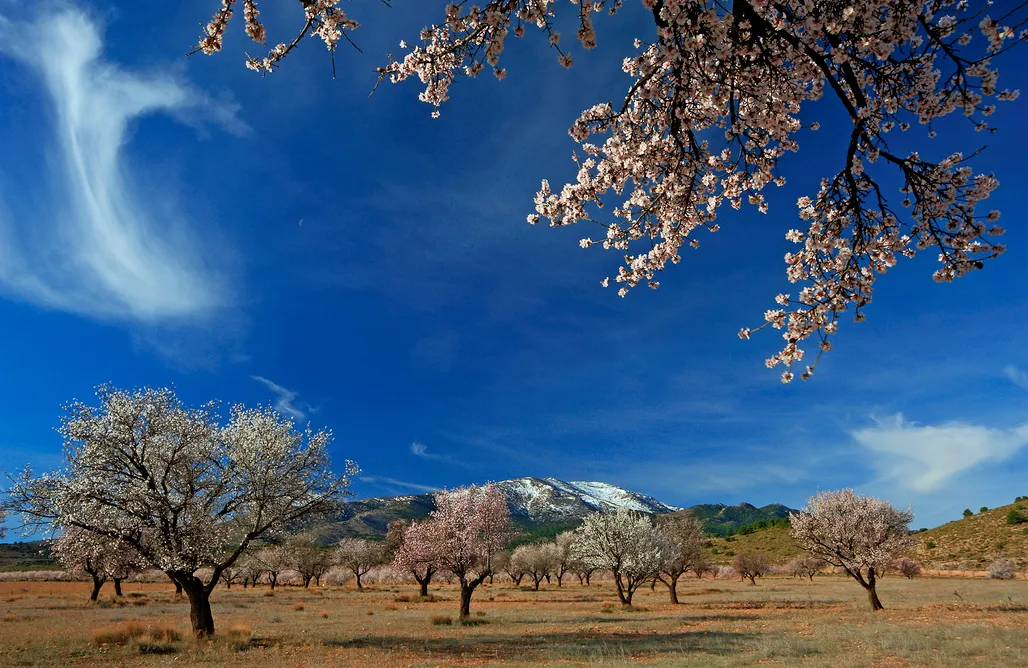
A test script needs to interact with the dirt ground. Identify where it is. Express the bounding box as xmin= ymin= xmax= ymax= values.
xmin=1 ymin=574 xmax=1027 ymax=667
